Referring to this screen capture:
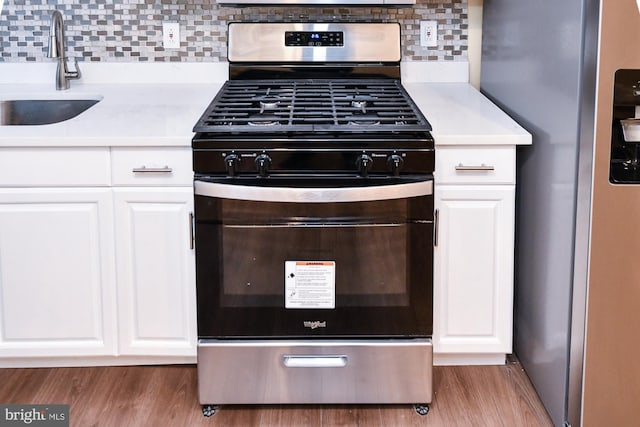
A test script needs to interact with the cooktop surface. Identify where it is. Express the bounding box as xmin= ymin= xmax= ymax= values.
xmin=193 ymin=79 xmax=432 ymax=135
